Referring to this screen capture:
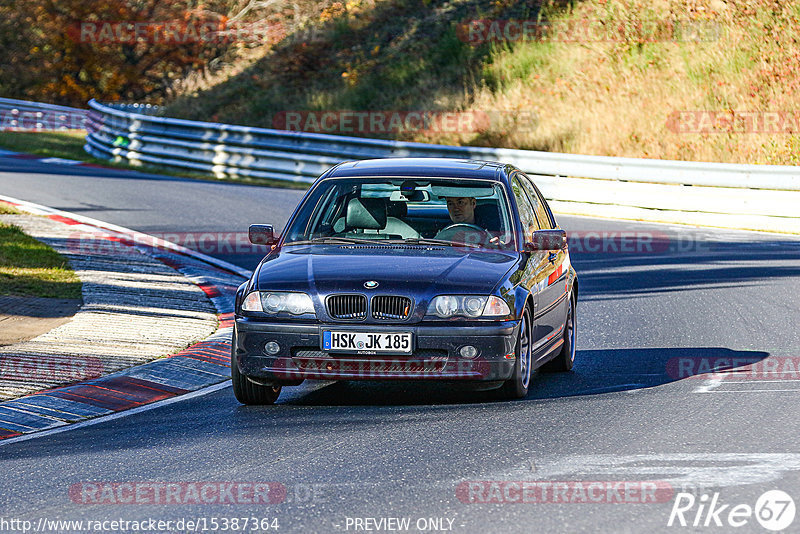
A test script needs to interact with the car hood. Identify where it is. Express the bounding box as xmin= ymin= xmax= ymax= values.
xmin=254 ymin=245 xmax=518 ymax=296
